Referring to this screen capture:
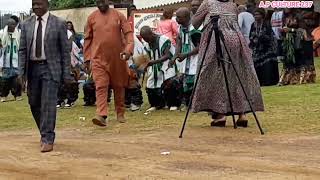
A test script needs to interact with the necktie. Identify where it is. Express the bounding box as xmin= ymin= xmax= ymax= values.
xmin=36 ymin=17 xmax=42 ymax=58
xmin=9 ymin=34 xmax=13 ymax=67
